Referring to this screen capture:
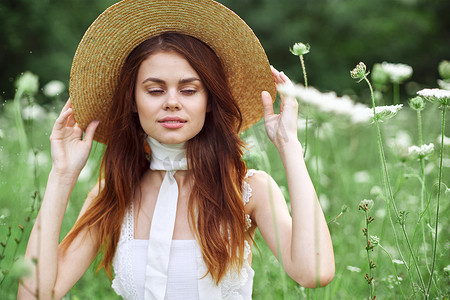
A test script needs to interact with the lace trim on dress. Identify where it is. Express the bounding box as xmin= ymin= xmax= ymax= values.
xmin=111 ymin=202 xmax=139 ymax=299
xmin=243 ymin=169 xmax=255 ymax=231
xmin=219 ymin=240 xmax=253 ymax=299
xmin=218 ymin=169 xmax=256 ymax=299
